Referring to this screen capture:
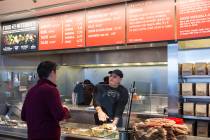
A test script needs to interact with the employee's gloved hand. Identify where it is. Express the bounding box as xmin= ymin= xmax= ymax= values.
xmin=98 ymin=110 xmax=109 ymax=122
xmin=105 ymin=123 xmax=117 ymax=130
xmin=112 ymin=117 xmax=119 ymax=128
